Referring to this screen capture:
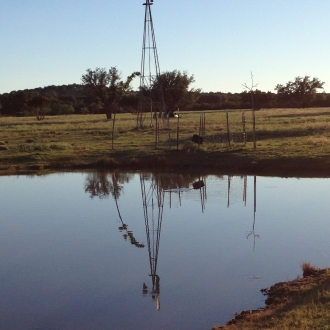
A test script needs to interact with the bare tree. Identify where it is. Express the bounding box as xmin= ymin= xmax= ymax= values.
xmin=243 ymin=72 xmax=259 ymax=149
